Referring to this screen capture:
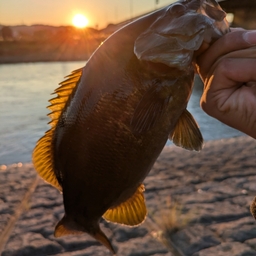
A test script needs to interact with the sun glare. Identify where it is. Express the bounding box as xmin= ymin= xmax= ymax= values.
xmin=72 ymin=14 xmax=89 ymax=28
